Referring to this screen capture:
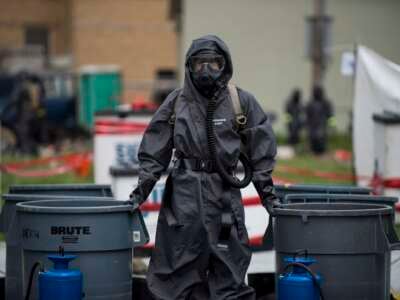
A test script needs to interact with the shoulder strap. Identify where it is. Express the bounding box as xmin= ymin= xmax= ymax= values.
xmin=228 ymin=83 xmax=247 ymax=129
xmin=169 ymin=90 xmax=183 ymax=126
